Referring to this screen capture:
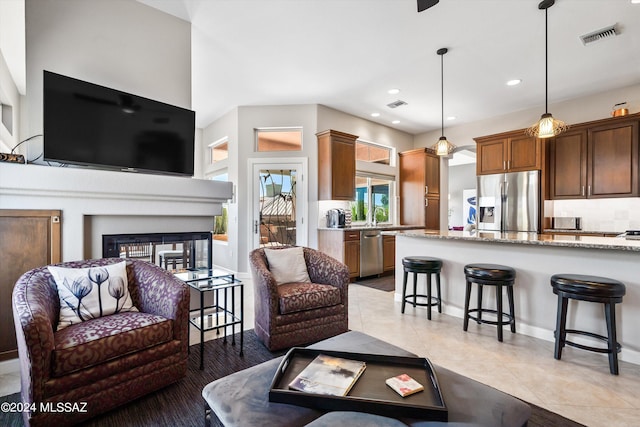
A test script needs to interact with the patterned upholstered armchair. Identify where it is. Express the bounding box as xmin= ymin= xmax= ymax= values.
xmin=12 ymin=258 xmax=190 ymax=427
xmin=249 ymin=246 xmax=349 ymax=351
